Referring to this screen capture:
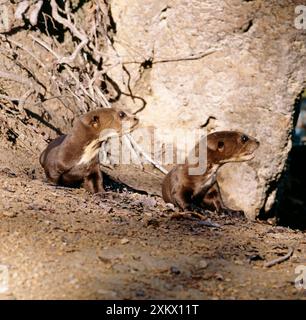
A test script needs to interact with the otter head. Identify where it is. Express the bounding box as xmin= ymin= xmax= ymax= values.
xmin=79 ymin=108 xmax=139 ymax=140
xmin=207 ymin=131 xmax=259 ymax=164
